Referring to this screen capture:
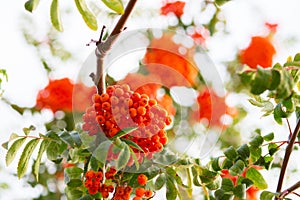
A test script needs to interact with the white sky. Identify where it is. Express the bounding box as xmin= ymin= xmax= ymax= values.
xmin=1 ymin=0 xmax=300 ymax=199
